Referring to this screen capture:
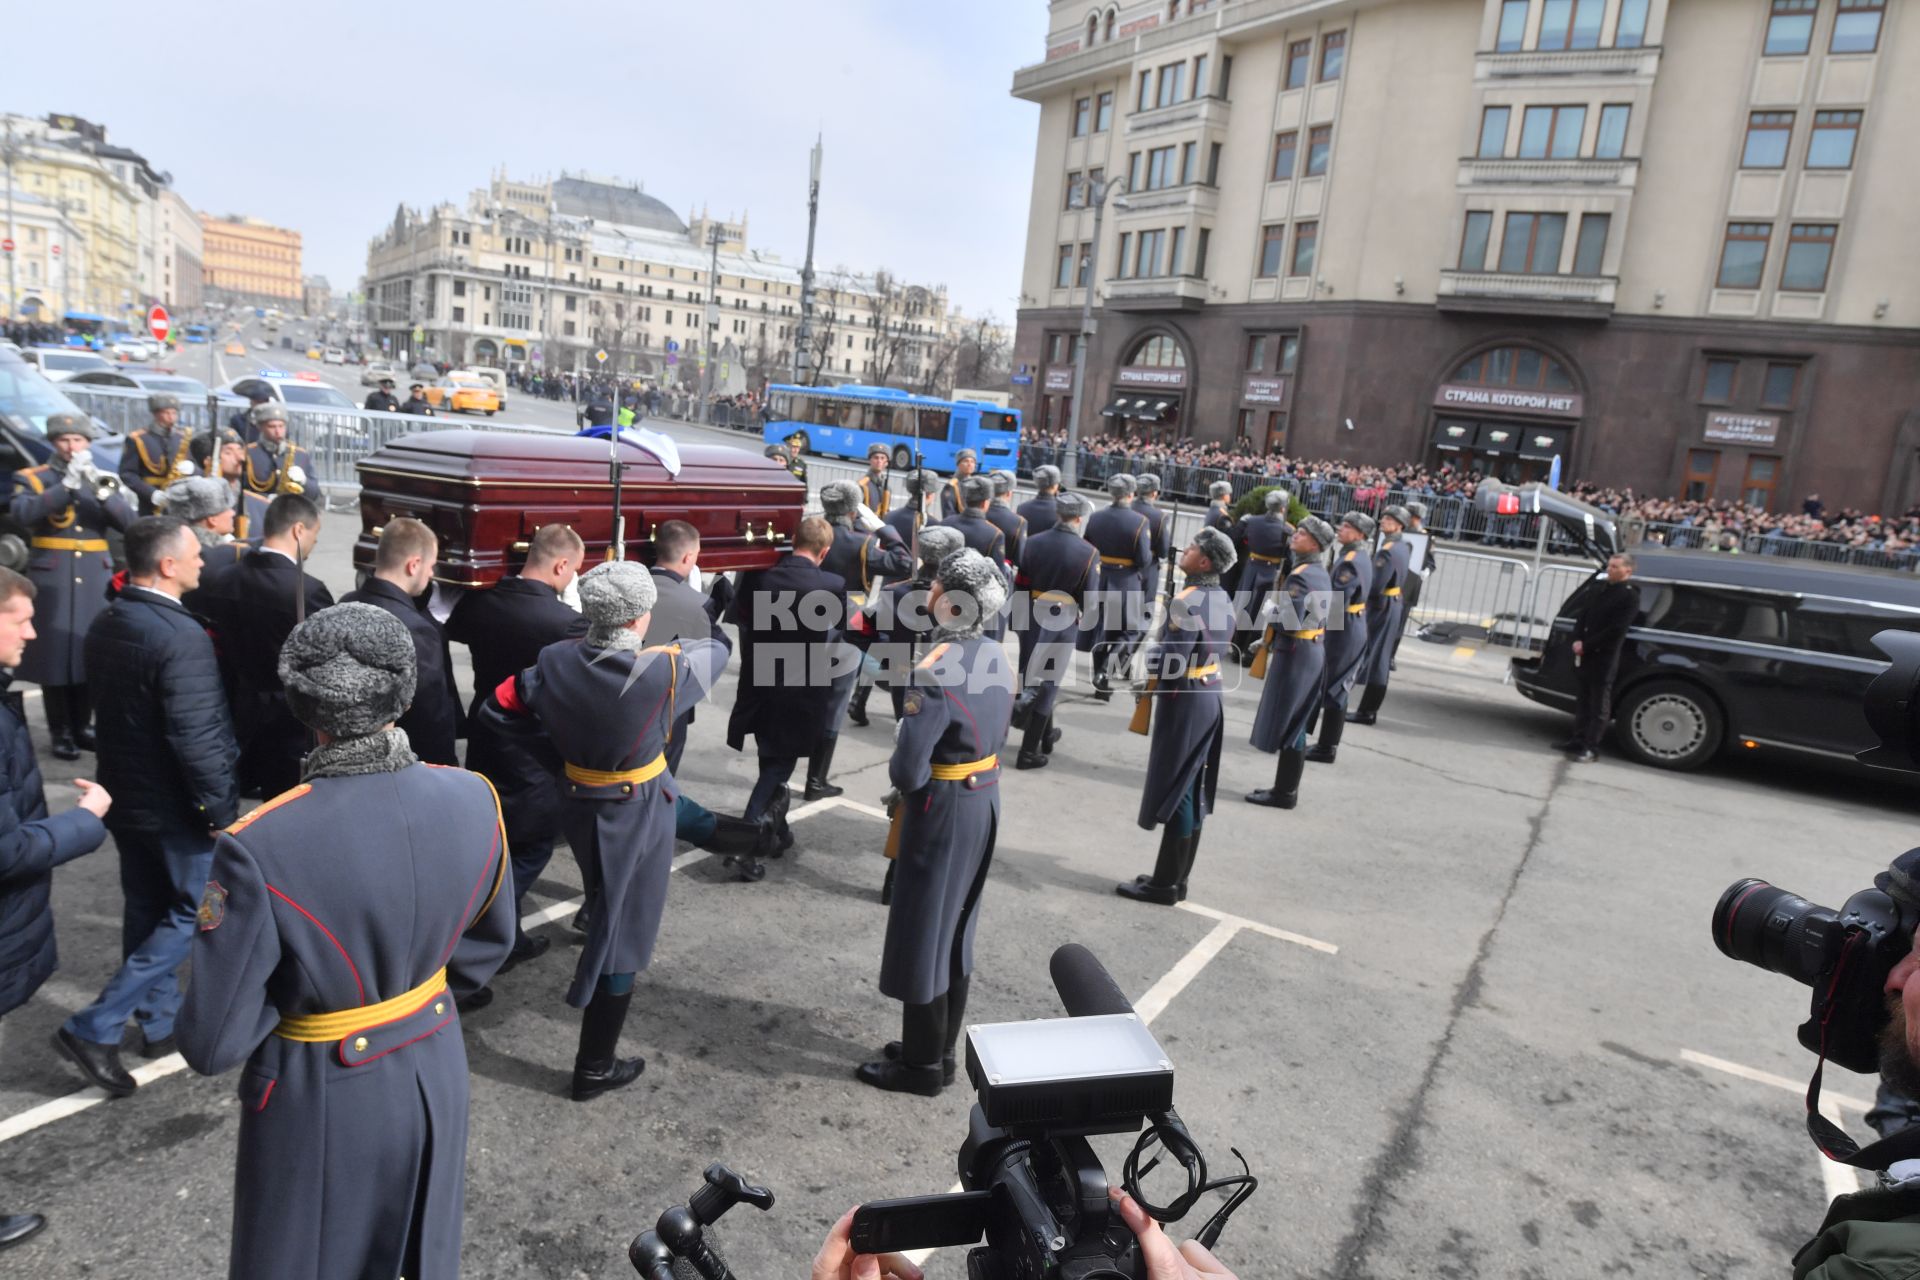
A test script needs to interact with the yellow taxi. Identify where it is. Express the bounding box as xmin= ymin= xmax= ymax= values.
xmin=305 ymin=346 xmax=322 ymax=360
xmin=224 ymin=341 xmax=246 ymax=356
xmin=423 ymin=372 xmax=501 ymax=415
